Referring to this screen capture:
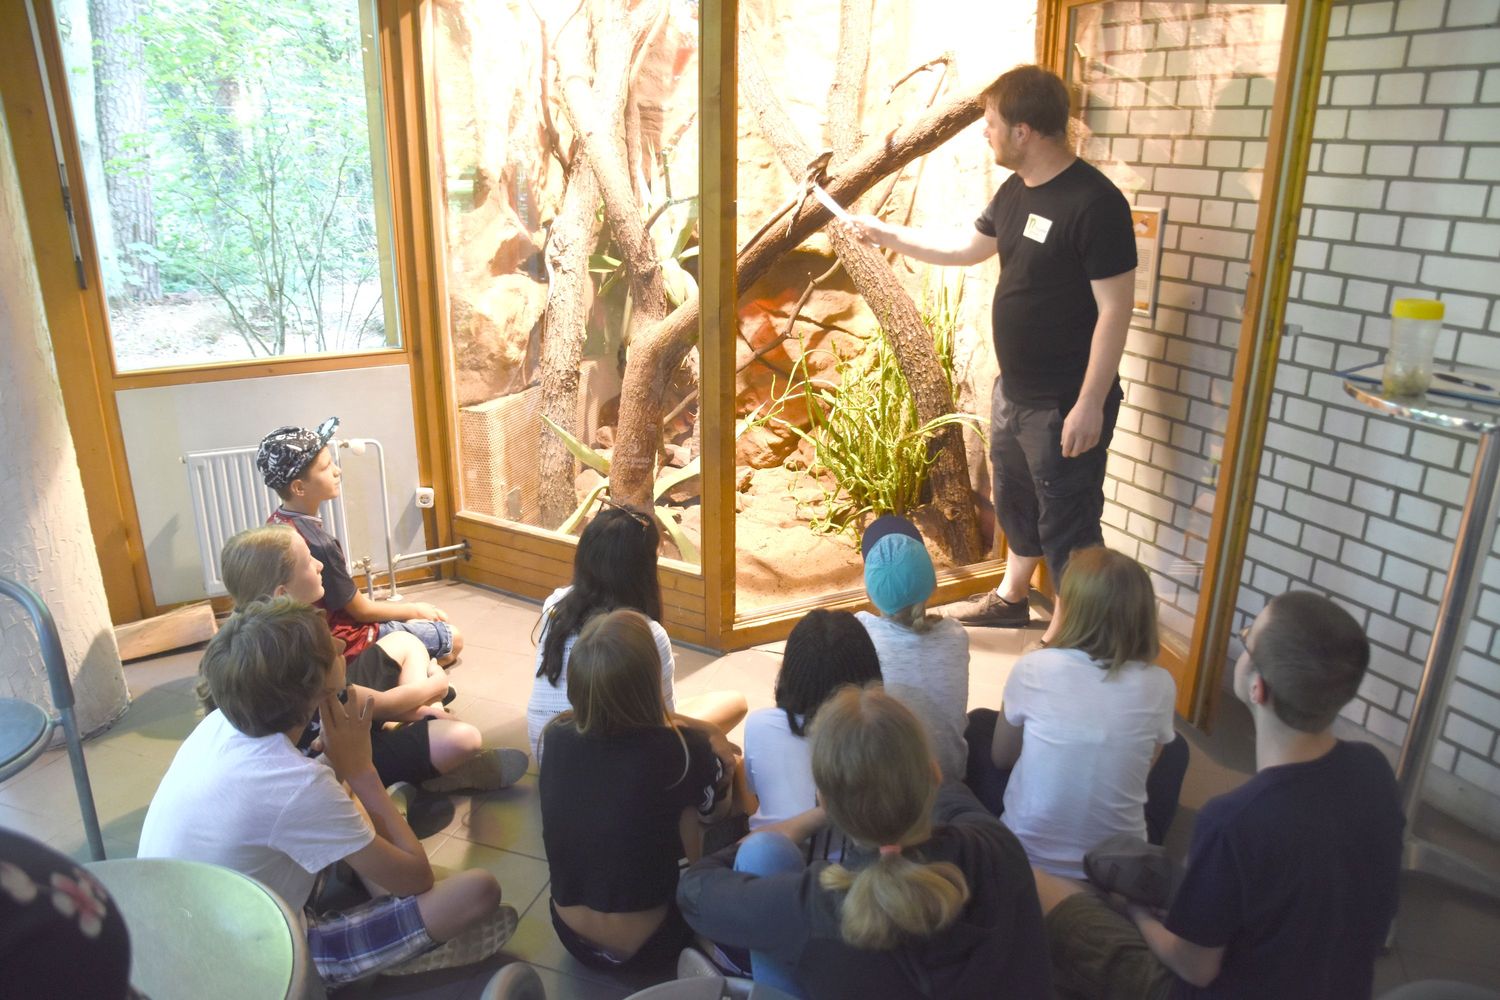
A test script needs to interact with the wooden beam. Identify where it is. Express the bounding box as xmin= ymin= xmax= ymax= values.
xmin=115 ymin=601 xmax=217 ymax=662
xmin=700 ymin=0 xmax=738 ymax=647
